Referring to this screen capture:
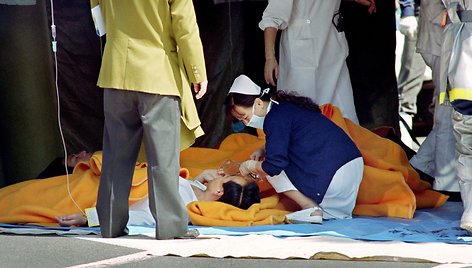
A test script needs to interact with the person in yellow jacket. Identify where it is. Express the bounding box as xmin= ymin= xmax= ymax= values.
xmin=90 ymin=0 xmax=208 ymax=240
